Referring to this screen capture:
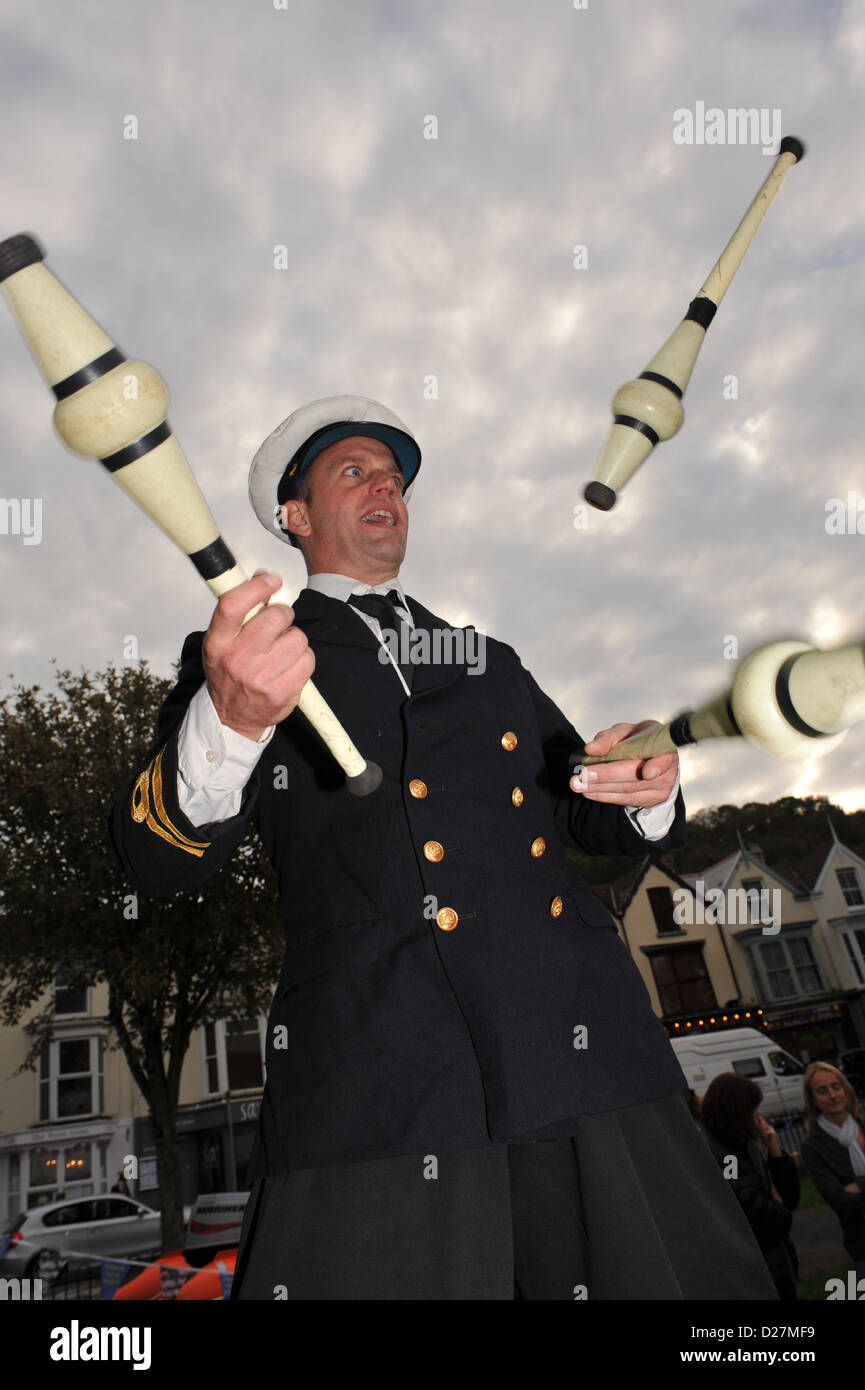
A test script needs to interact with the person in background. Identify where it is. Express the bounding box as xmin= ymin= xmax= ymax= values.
xmin=701 ymin=1072 xmax=800 ymax=1300
xmin=110 ymin=1169 xmax=132 ymax=1197
xmin=684 ymin=1088 xmax=703 ymax=1124
xmin=800 ymin=1061 xmax=865 ymax=1283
